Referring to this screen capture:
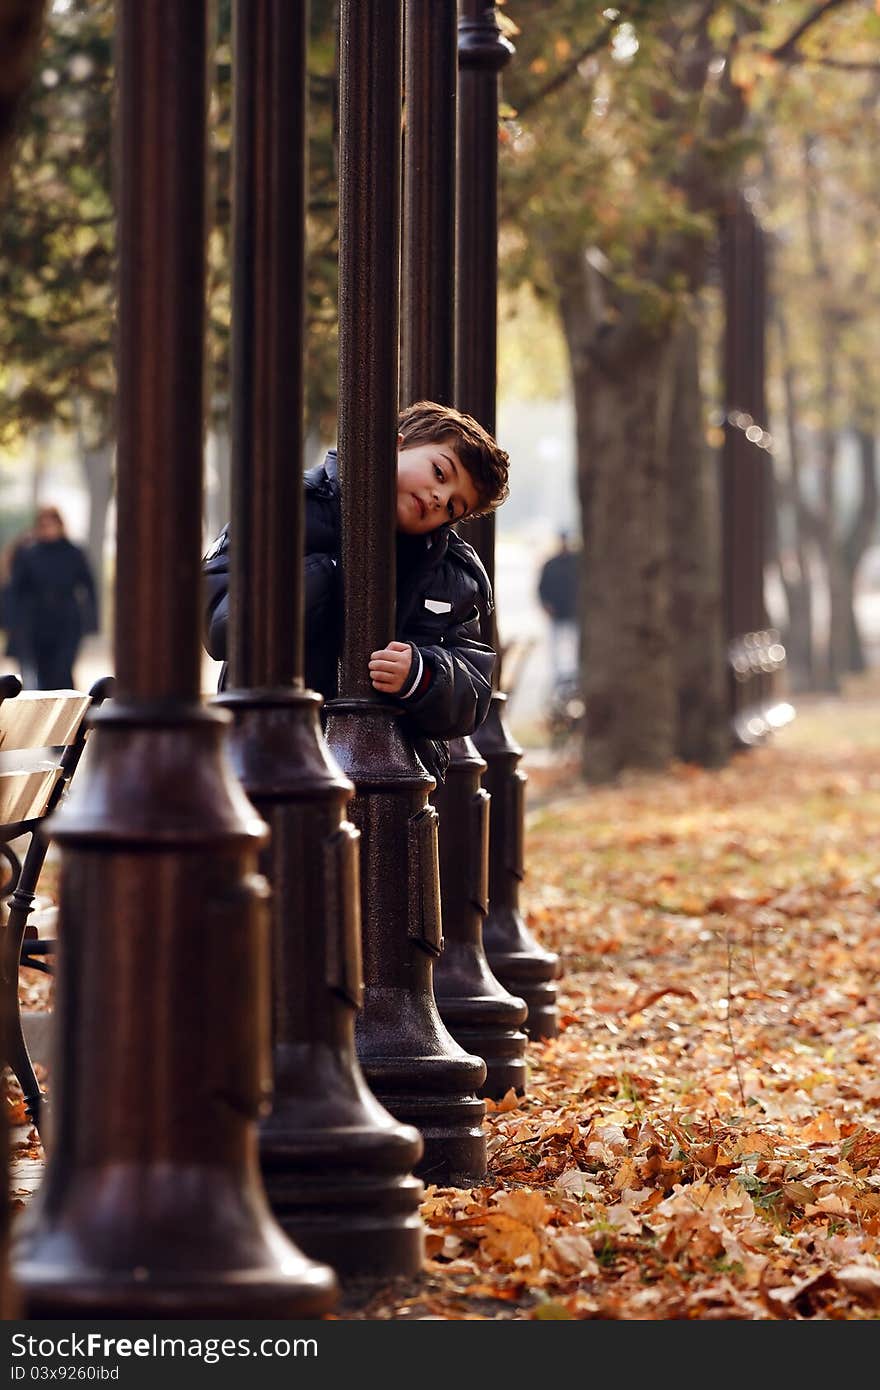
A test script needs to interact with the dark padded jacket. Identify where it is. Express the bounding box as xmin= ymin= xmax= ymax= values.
xmin=201 ymin=450 xmax=496 ymax=783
